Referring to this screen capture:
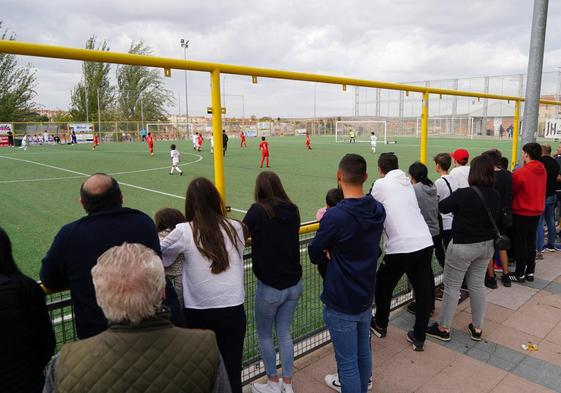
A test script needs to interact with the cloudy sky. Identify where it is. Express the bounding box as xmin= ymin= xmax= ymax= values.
xmin=2 ymin=0 xmax=561 ymax=118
